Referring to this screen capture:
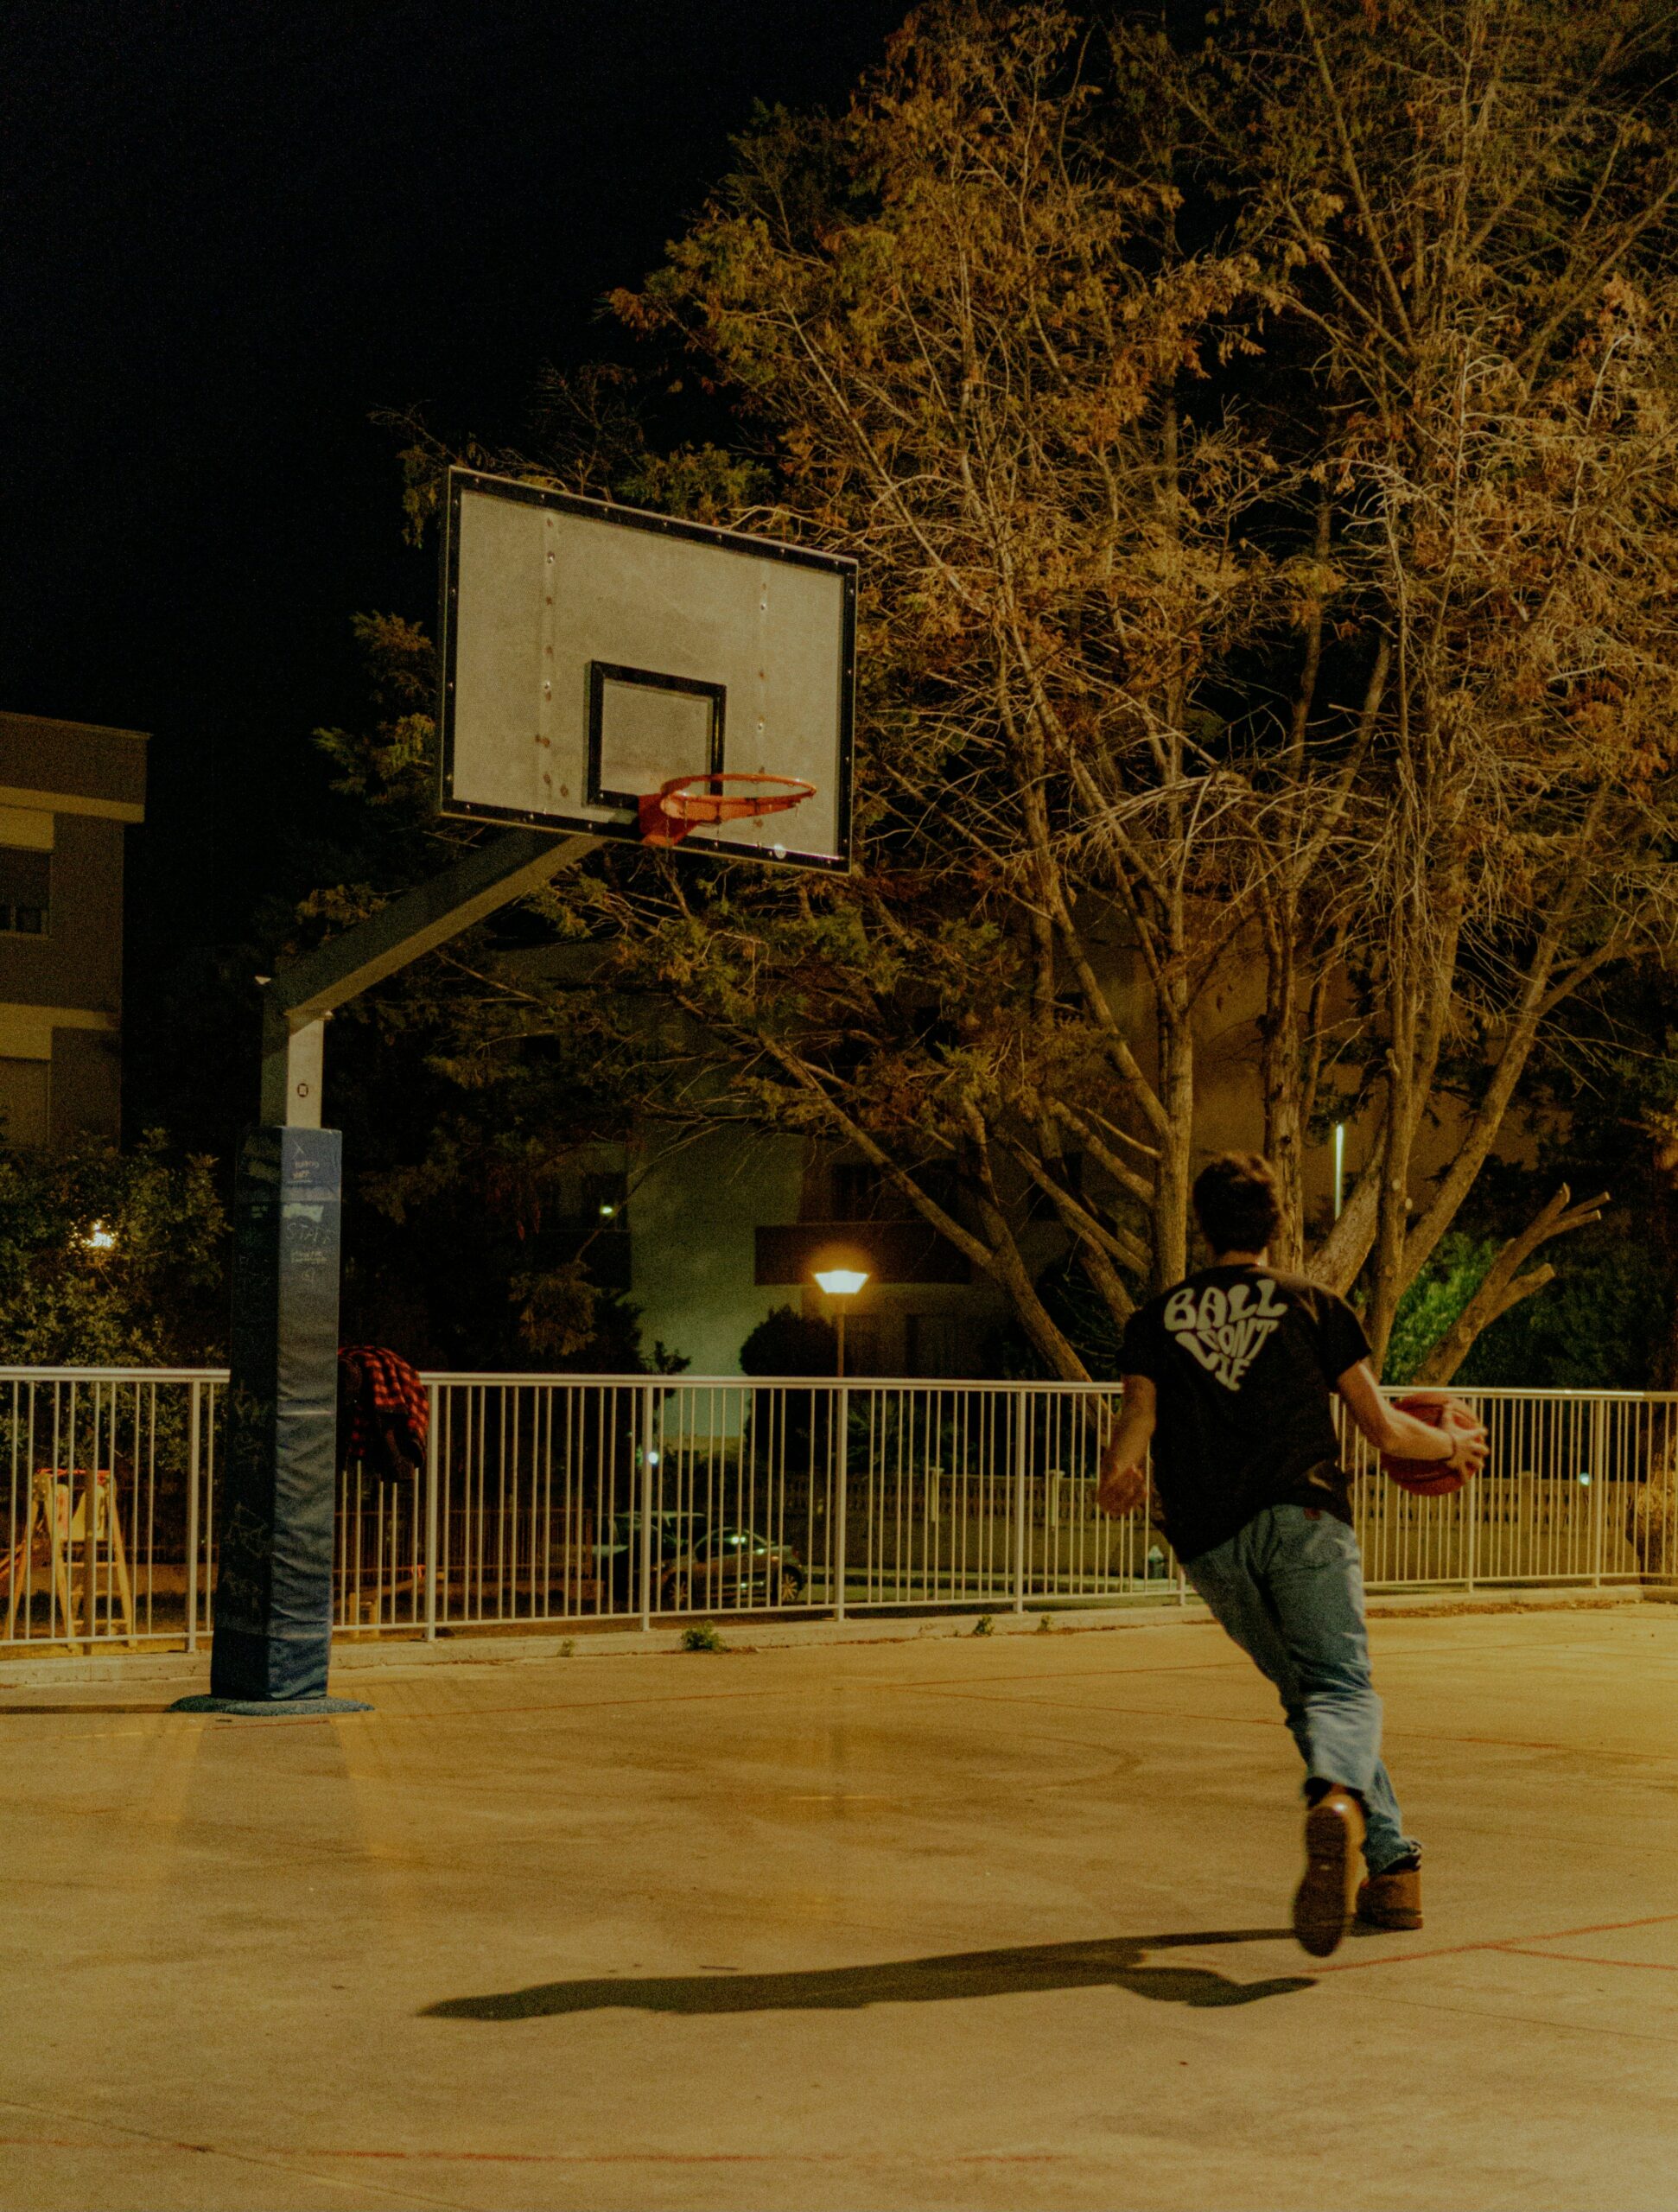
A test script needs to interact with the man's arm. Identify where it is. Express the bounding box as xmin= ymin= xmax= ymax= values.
xmin=1335 ymin=1361 xmax=1489 ymax=1476
xmin=1096 ymin=1375 xmax=1156 ymax=1517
